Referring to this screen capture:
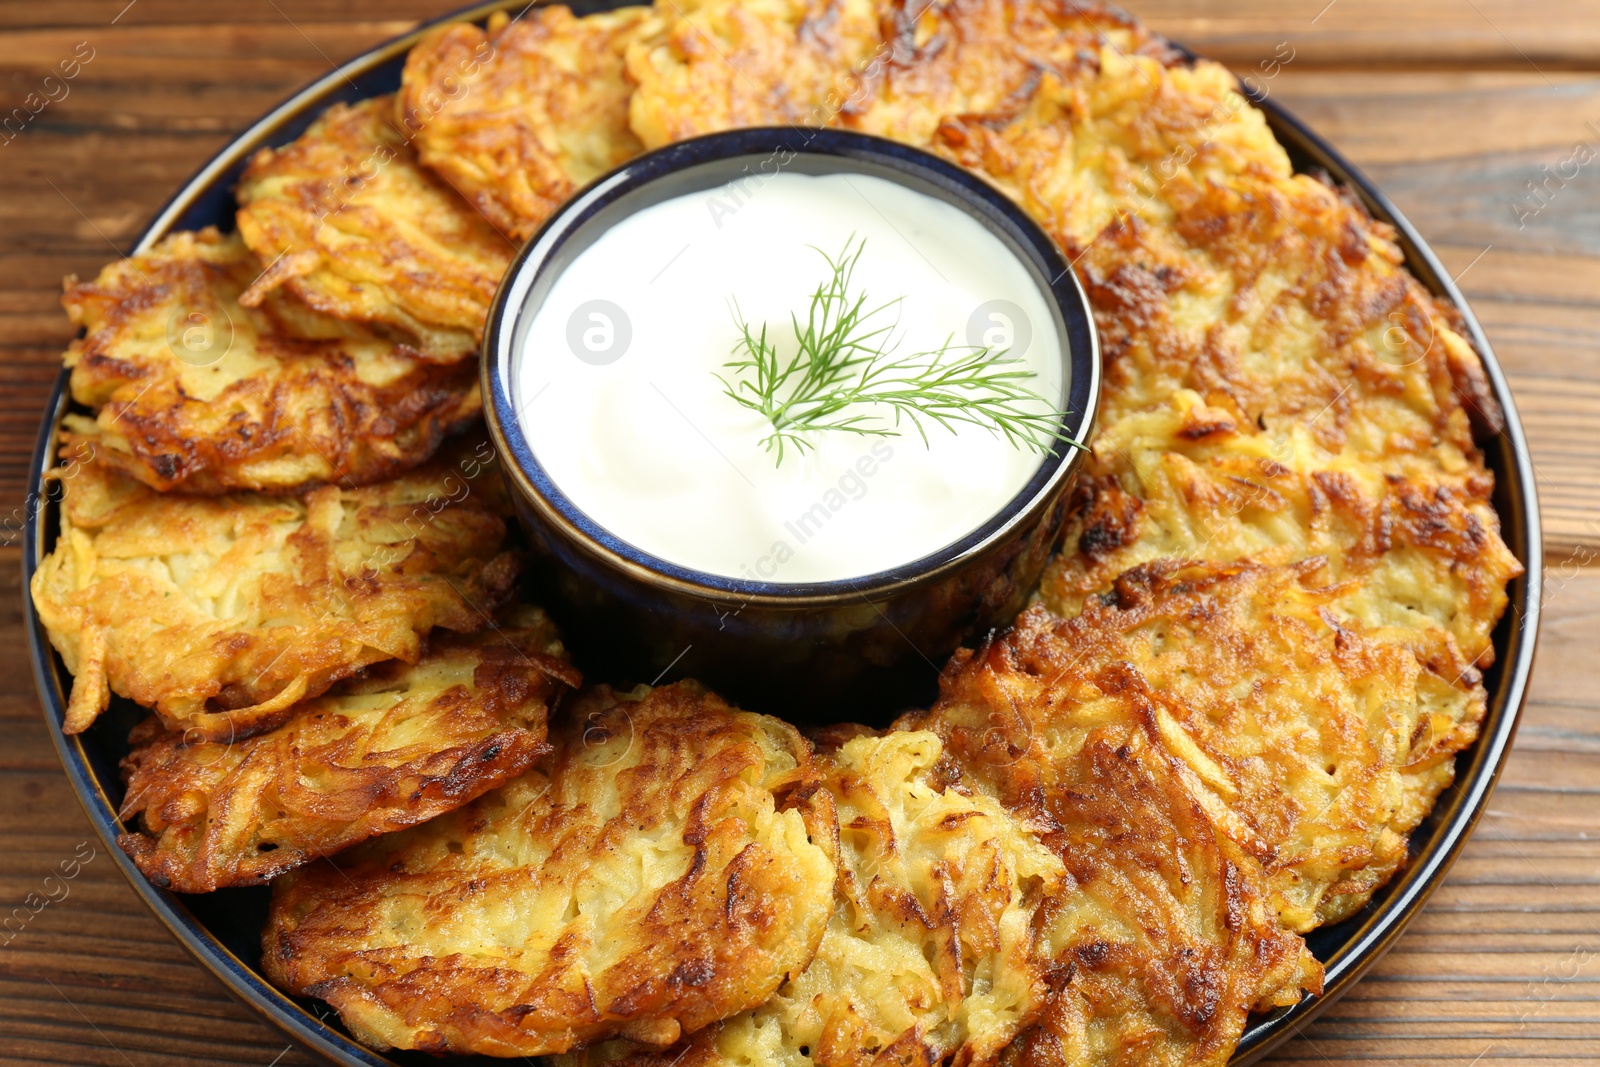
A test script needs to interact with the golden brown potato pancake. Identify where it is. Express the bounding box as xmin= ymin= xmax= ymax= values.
xmin=625 ymin=0 xmax=1174 ymax=151
xmin=117 ymin=605 xmax=579 ymax=894
xmin=932 ymin=50 xmax=1503 ymax=435
xmin=31 ymin=441 xmax=519 ymax=738
xmin=930 ymin=49 xmax=1504 ymax=440
xmin=877 ymin=25 xmax=1515 ymax=1065
xmin=400 ymin=6 xmax=651 ymax=240
xmin=263 ymin=682 xmax=836 ymax=1057
xmin=928 ymin=53 xmax=1517 ymax=667
xmin=958 ymin=561 xmax=1479 ymax=932
xmin=625 ymin=0 xmax=880 ymax=149
xmin=997 ymin=733 xmax=1317 ymax=1067
xmin=923 ymin=53 xmax=1520 ymax=949
xmin=563 ymin=729 xmax=1063 ymax=1067
xmin=59 ymin=228 xmax=480 ymax=494
xmin=923 ymin=25 xmax=1515 ymax=902
xmin=848 ymin=0 xmax=1176 ymax=147
xmin=236 ymin=96 xmax=514 ymax=360
xmin=1037 ymin=393 xmax=1520 ymax=669
xmin=902 ymin=625 xmax=1325 ymax=1067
